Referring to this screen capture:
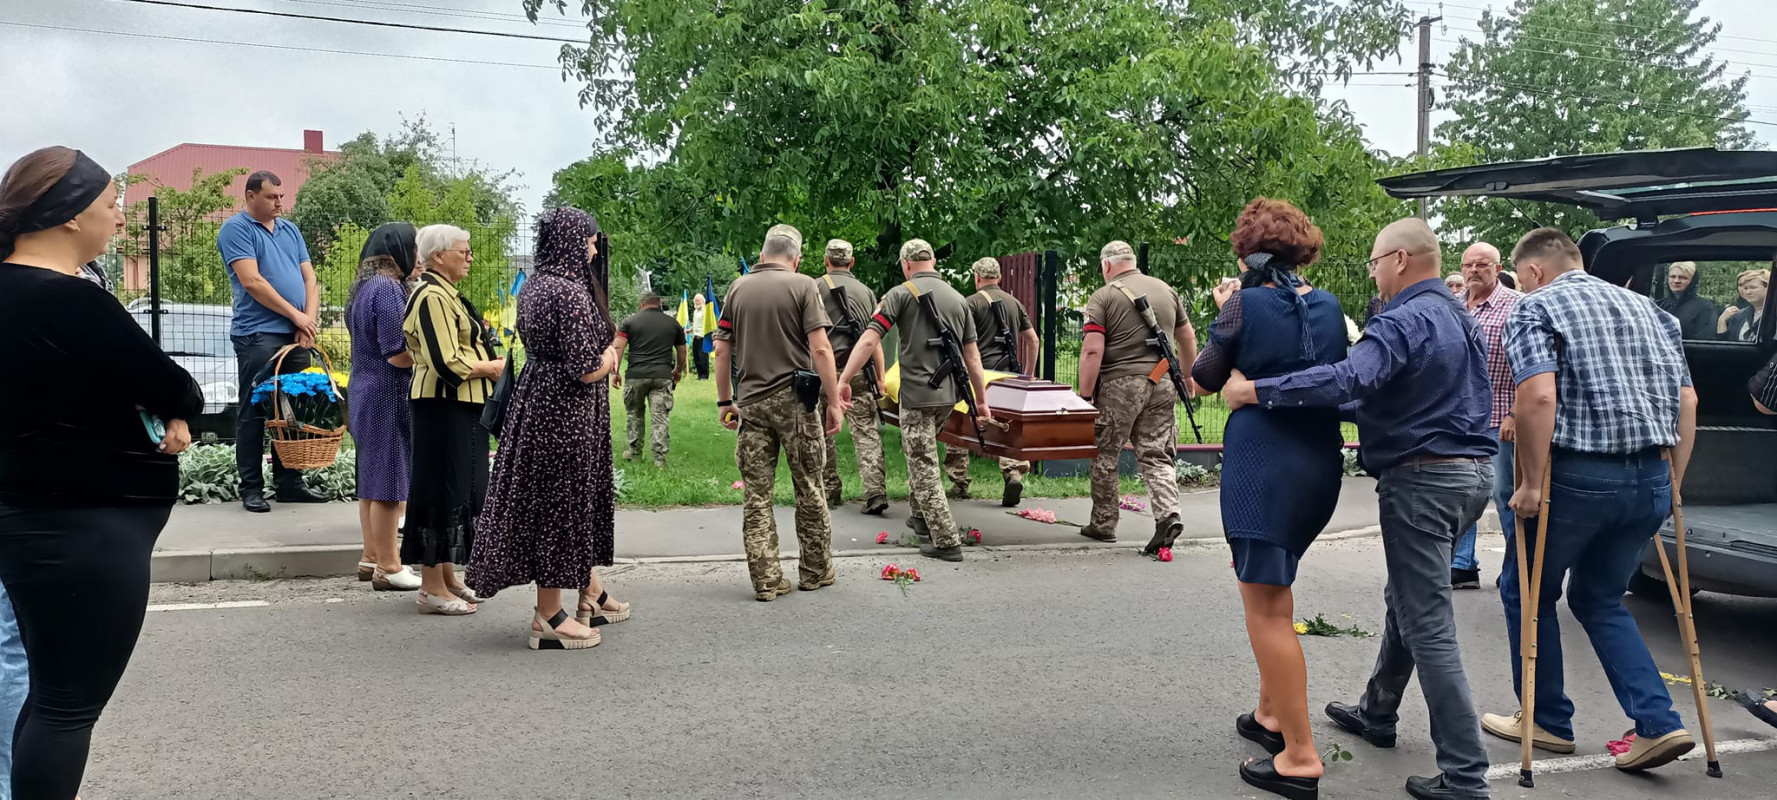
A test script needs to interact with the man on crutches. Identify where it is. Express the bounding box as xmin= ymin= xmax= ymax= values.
xmin=1483 ymin=227 xmax=1702 ymax=773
